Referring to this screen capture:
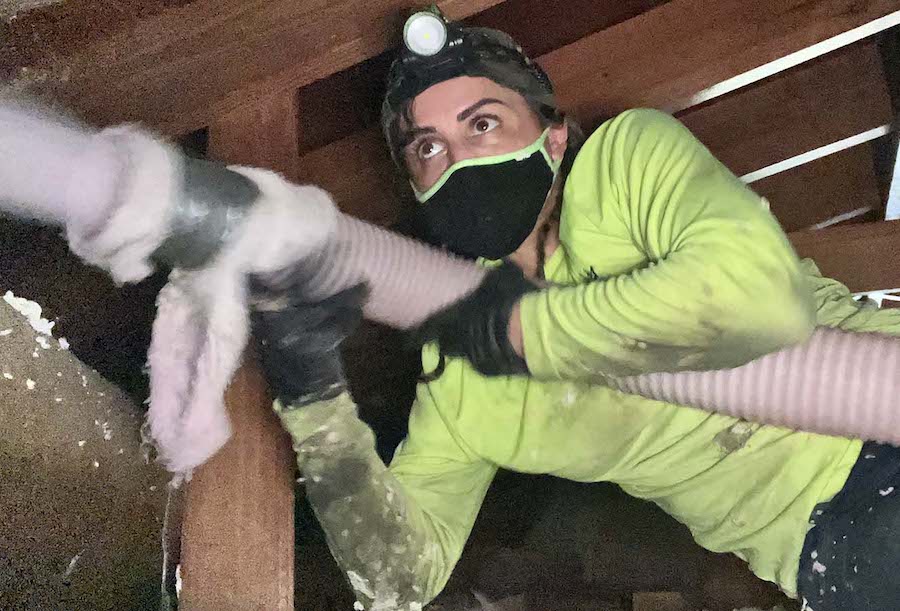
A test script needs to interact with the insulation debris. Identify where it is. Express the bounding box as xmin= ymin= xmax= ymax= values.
xmin=3 ymin=291 xmax=55 ymax=336
xmin=61 ymin=550 xmax=83 ymax=579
